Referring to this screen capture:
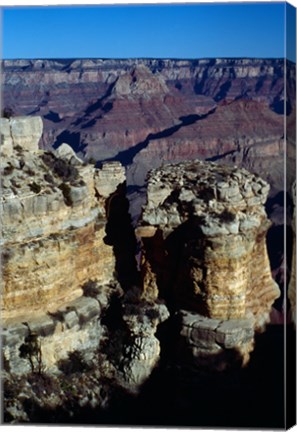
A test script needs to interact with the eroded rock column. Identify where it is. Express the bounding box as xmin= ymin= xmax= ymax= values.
xmin=137 ymin=160 xmax=280 ymax=367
